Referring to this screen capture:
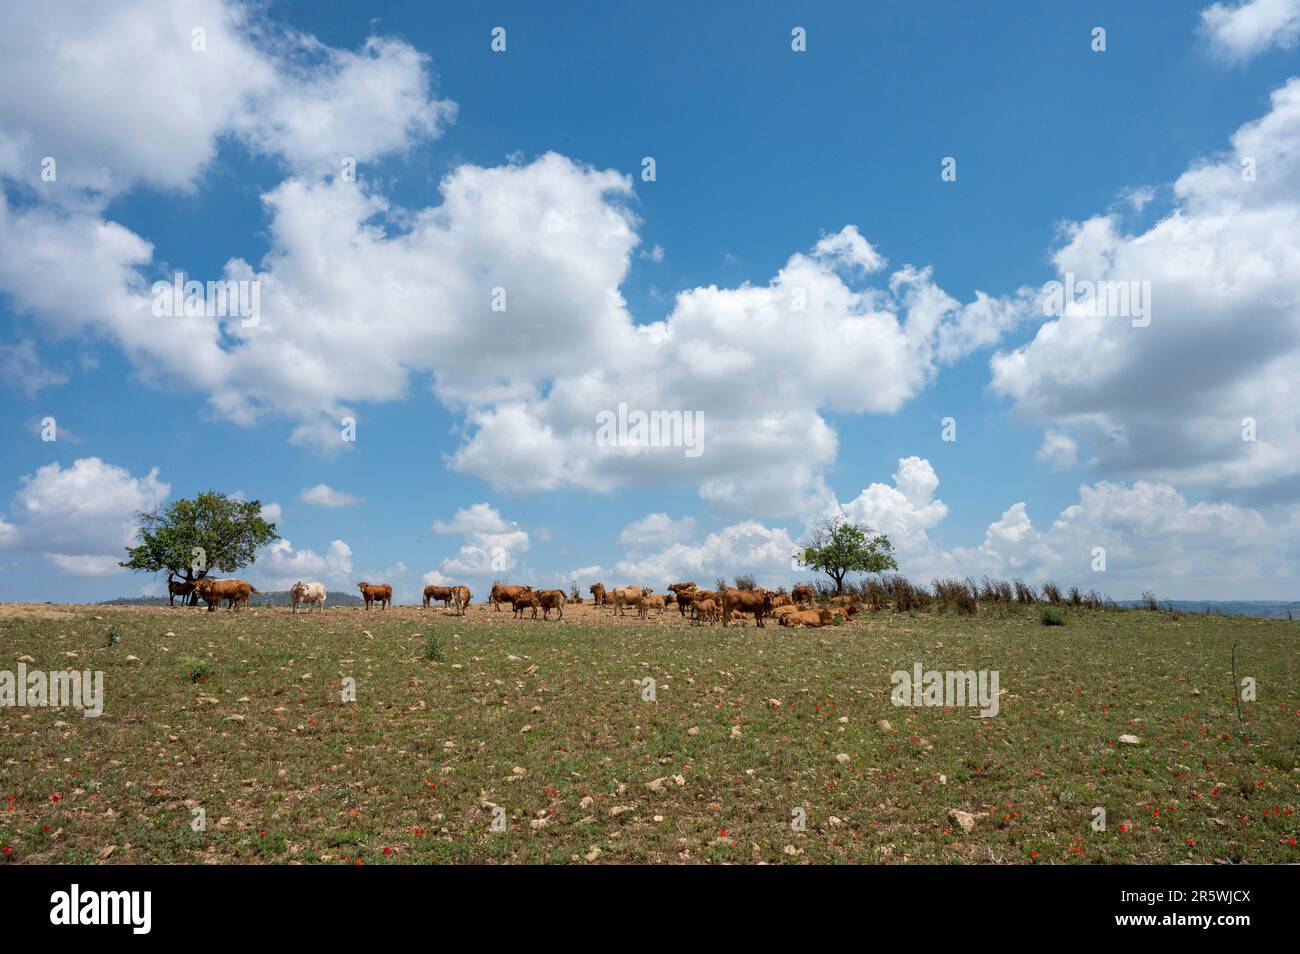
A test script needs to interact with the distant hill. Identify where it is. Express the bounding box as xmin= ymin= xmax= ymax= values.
xmin=103 ymin=590 xmax=365 ymax=608
xmin=1116 ymin=600 xmax=1300 ymax=620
